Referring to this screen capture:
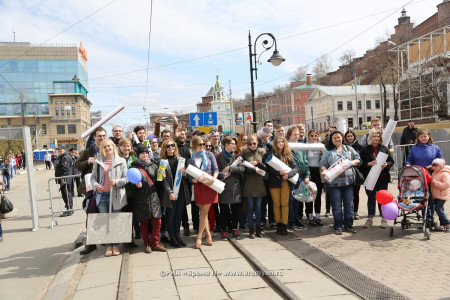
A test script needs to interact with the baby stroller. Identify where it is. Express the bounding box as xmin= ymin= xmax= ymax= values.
xmin=390 ymin=165 xmax=432 ymax=240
